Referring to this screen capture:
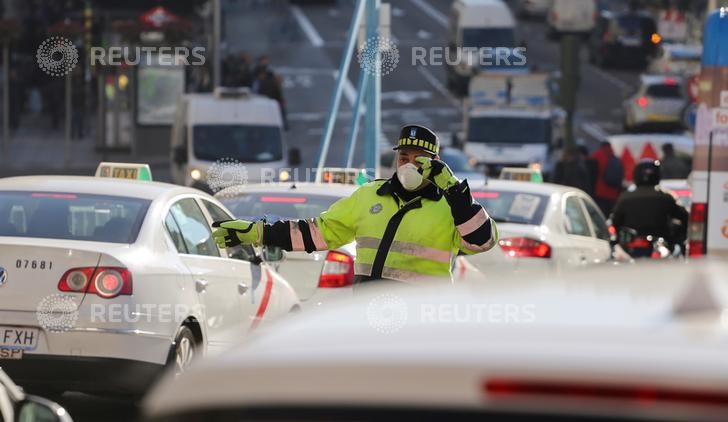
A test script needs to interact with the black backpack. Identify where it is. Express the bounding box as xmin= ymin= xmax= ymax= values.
xmin=603 ymin=155 xmax=624 ymax=189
